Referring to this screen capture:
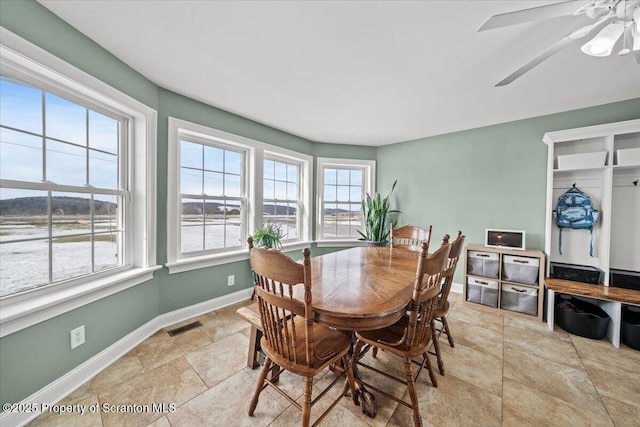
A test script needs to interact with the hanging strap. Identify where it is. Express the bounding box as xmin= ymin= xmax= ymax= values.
xmin=558 ymin=227 xmax=563 ymax=255
xmin=589 ymin=226 xmax=594 ymax=257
